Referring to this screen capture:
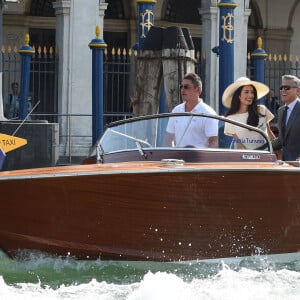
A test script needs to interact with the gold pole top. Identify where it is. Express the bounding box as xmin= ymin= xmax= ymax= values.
xmin=25 ymin=33 xmax=30 ymax=46
xmin=257 ymin=37 xmax=263 ymax=49
xmin=96 ymin=25 xmax=100 ymax=39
